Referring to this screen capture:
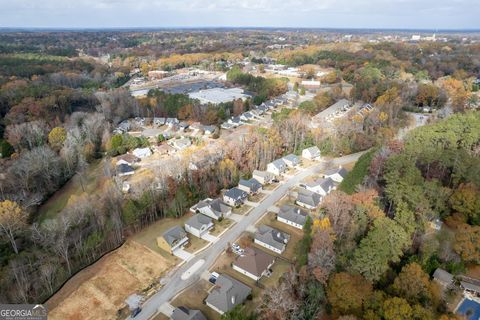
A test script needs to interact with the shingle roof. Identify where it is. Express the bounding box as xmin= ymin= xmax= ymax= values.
xmin=296 ymin=189 xmax=322 ymax=207
xmin=433 ymin=268 xmax=454 ymax=286
xmin=171 ymin=307 xmax=206 ymax=320
xmin=185 ymin=214 xmax=213 ymax=230
xmin=117 ymin=163 xmax=134 ymax=174
xmin=324 ymin=167 xmax=348 ymax=178
xmin=206 ymin=274 xmax=251 ymax=313
xmin=197 ymin=198 xmax=231 ymax=219
xmin=239 ymin=178 xmax=262 ymax=192
xmin=224 ymin=188 xmax=248 ymax=201
xmin=303 ymin=146 xmax=320 ymax=157
xmin=270 ymin=159 xmax=286 ymax=170
xmin=162 ymin=226 xmax=187 ymax=247
xmin=278 ymin=205 xmax=308 ymax=225
xmin=255 ymin=225 xmax=290 ymax=251
xmin=283 ymin=154 xmax=299 ymax=164
xmin=307 ymin=178 xmax=335 ymax=192
xmin=233 ymin=247 xmax=275 ymax=277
